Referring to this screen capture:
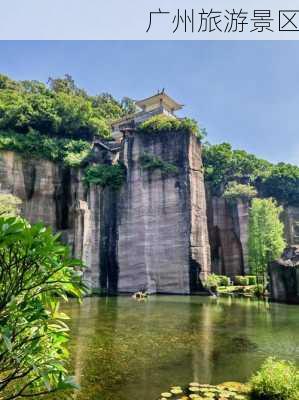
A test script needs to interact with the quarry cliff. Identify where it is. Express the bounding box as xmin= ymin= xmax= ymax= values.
xmin=1 ymin=128 xmax=298 ymax=294
xmin=1 ymin=124 xmax=298 ymax=294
